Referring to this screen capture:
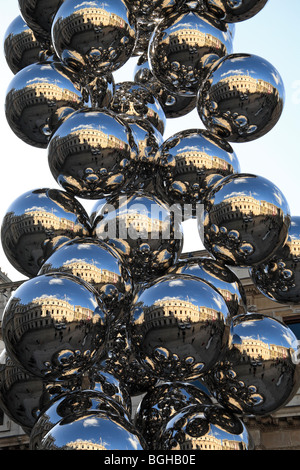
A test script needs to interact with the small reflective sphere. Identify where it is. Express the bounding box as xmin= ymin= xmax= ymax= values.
xmin=1 ymin=188 xmax=91 ymax=278
xmin=250 ymin=216 xmax=300 ymax=304
xmin=4 ymin=15 xmax=43 ymax=75
xmin=155 ymin=129 xmax=240 ymax=208
xmin=148 ymin=10 xmax=233 ymax=96
xmin=197 ymin=53 xmax=285 ymax=142
xmin=2 ymin=272 xmax=108 ymax=381
xmin=206 ymin=313 xmax=300 ymax=416
xmin=168 ymin=256 xmax=247 ymax=316
xmin=39 ymin=411 xmax=147 ymax=450
xmin=127 ymin=0 xmax=183 ymax=23
xmin=48 ymin=109 xmax=138 ymax=199
xmin=51 ymin=0 xmax=136 ymax=79
xmin=129 ymin=273 xmax=232 ymax=381
xmin=134 ymin=381 xmax=212 ymax=448
xmin=38 ymin=237 xmax=133 ymax=318
xmin=93 ymin=191 xmax=183 ymax=282
xmin=18 ymin=0 xmax=64 ymax=44
xmin=201 ymin=173 xmax=291 ymax=267
xmin=205 ymin=0 xmax=269 ymax=23
xmin=86 ymin=74 xmax=115 ymax=109
xmin=155 ymin=403 xmax=253 ymax=450
xmin=109 ymin=81 xmax=166 ymax=135
xmin=5 ymin=61 xmax=86 ymax=148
